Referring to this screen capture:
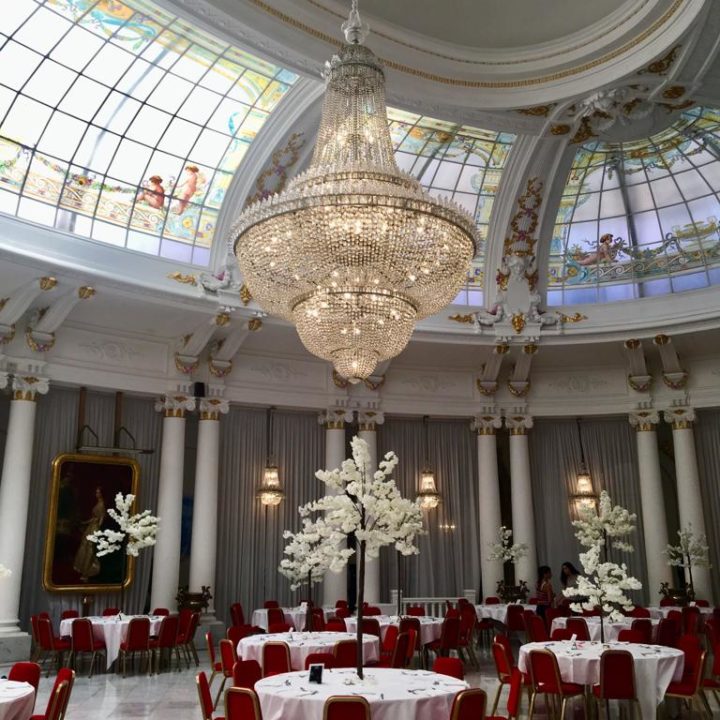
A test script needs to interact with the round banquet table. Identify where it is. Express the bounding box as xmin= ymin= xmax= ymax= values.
xmin=0 ymin=680 xmax=35 ymax=720
xmin=475 ymin=603 xmax=536 ymax=624
xmin=59 ymin=615 xmax=164 ymax=669
xmin=550 ymin=616 xmax=660 ymax=642
xmin=238 ymin=632 xmax=380 ymax=671
xmin=646 ymin=605 xmax=714 ymax=620
xmin=344 ymin=616 xmax=443 ymax=646
xmin=255 ymin=668 xmax=467 ymax=720
xmin=519 ymin=640 xmax=684 ymax=719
